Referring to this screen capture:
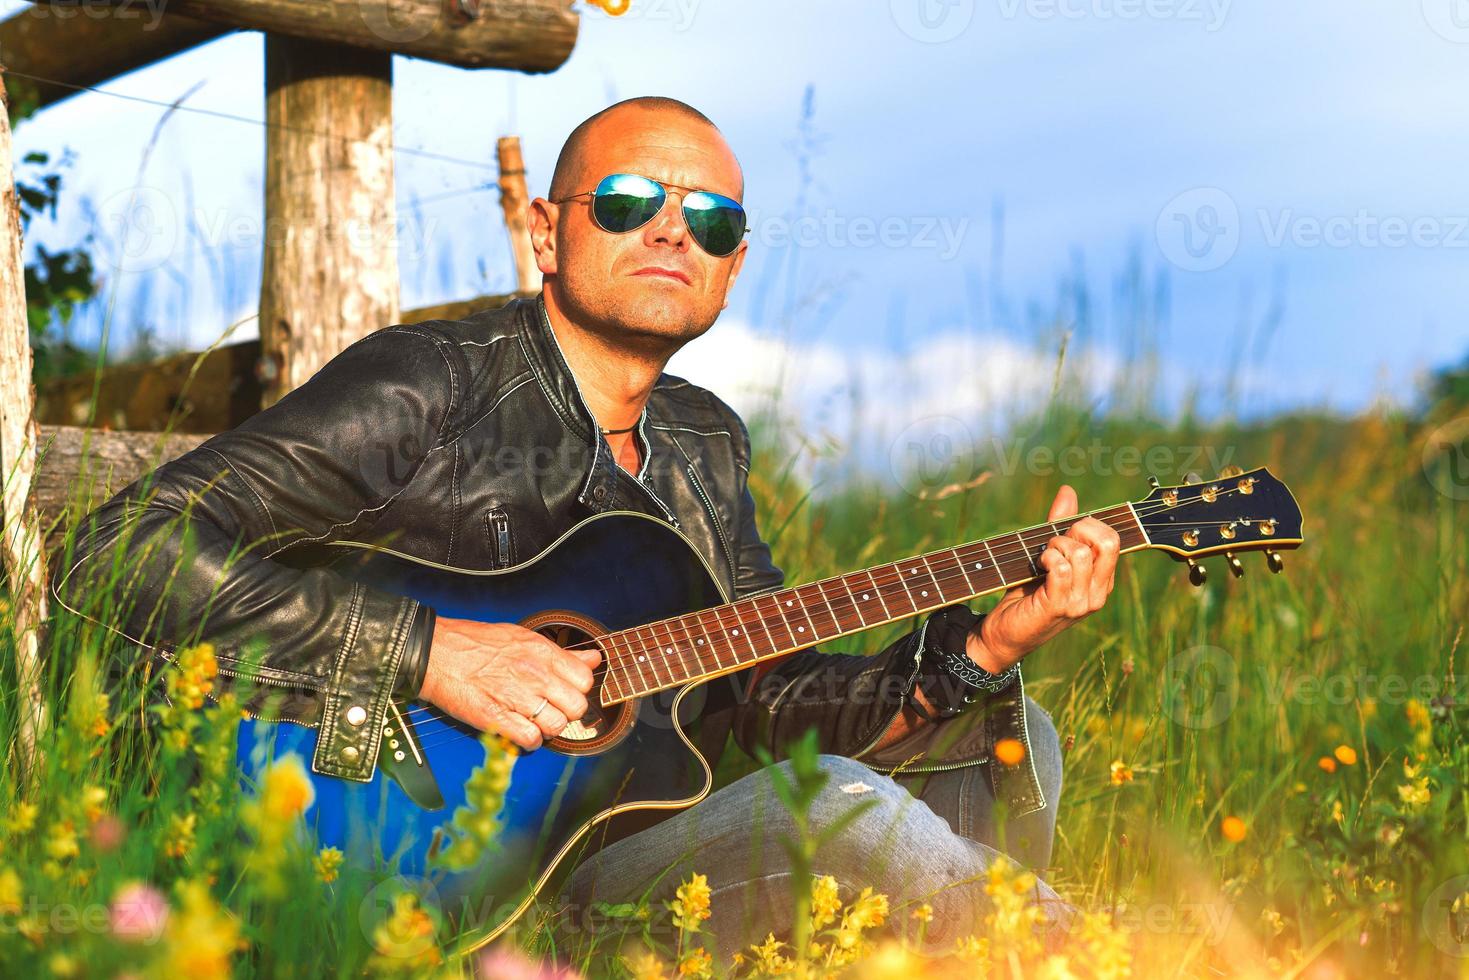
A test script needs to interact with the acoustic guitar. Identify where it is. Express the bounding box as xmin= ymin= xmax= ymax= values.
xmin=235 ymin=465 xmax=1303 ymax=956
